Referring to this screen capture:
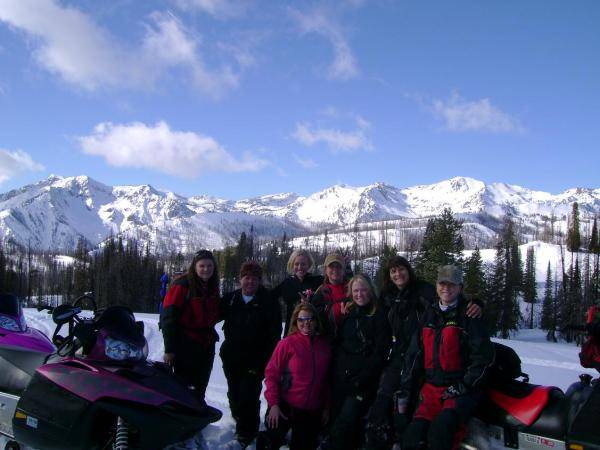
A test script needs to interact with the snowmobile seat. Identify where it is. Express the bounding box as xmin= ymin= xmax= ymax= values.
xmin=485 ymin=381 xmax=567 ymax=439
xmin=489 ymin=384 xmax=554 ymax=426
